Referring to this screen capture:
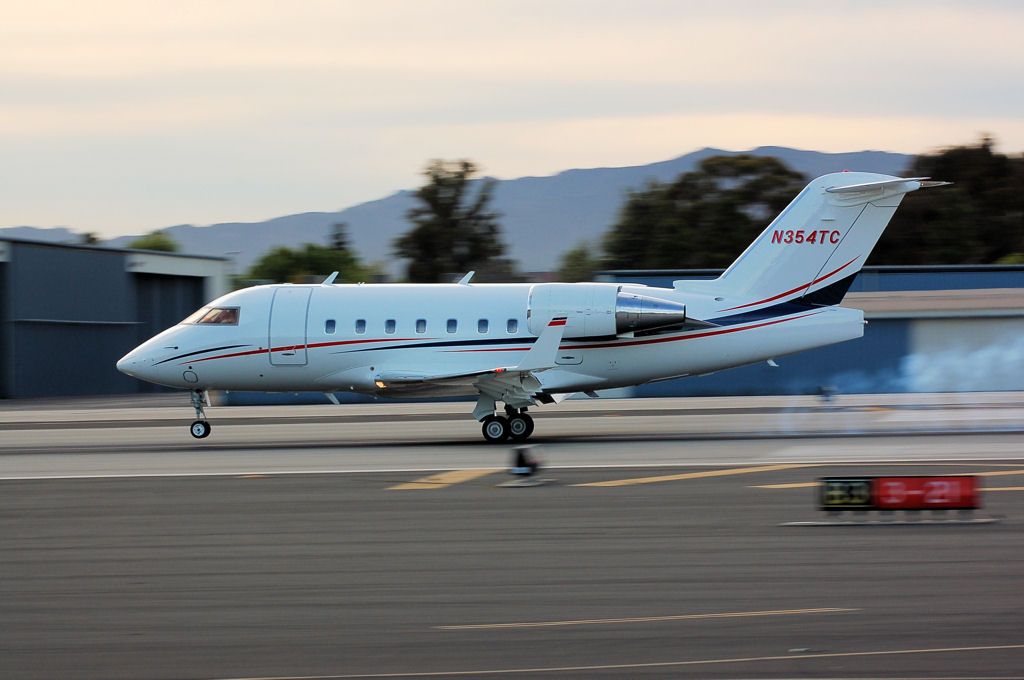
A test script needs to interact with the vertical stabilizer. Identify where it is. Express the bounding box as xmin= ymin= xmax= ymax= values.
xmin=701 ymin=173 xmax=942 ymax=312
